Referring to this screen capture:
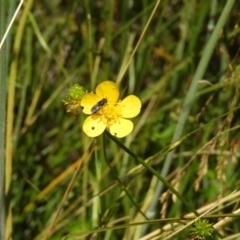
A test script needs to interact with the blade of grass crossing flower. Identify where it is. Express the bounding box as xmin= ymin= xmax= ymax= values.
xmin=0 ymin=0 xmax=7 ymax=238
